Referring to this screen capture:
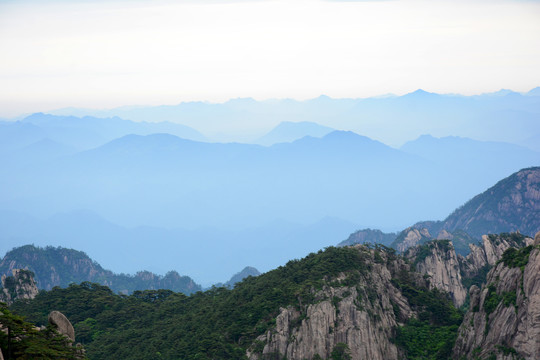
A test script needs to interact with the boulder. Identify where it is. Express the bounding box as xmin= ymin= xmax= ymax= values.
xmin=48 ymin=311 xmax=75 ymax=342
